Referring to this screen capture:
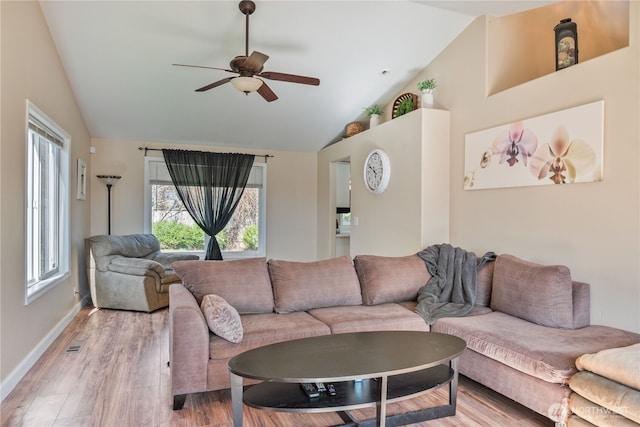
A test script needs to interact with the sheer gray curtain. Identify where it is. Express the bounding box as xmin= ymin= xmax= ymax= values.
xmin=162 ymin=149 xmax=255 ymax=260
